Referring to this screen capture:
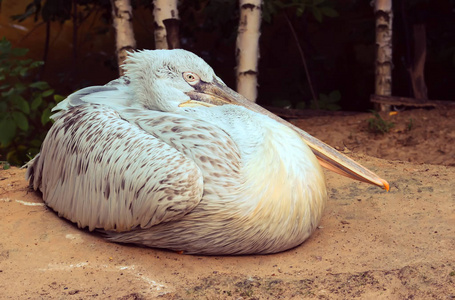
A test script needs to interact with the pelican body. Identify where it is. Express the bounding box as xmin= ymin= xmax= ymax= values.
xmin=27 ymin=50 xmax=388 ymax=255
